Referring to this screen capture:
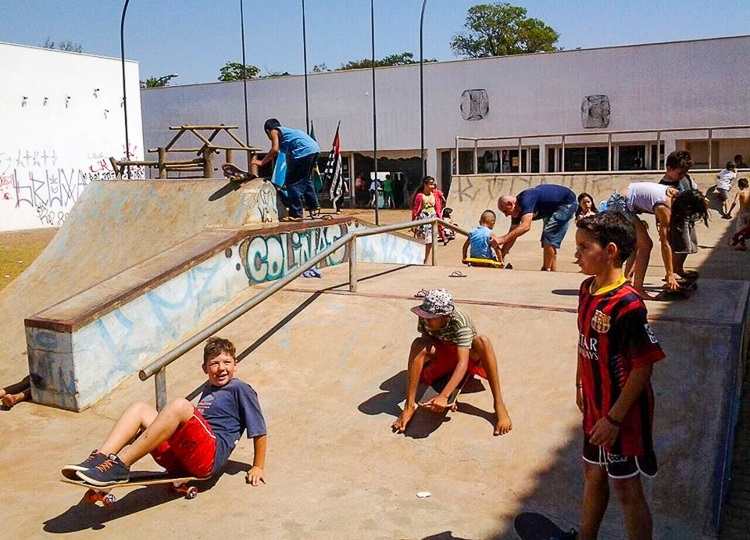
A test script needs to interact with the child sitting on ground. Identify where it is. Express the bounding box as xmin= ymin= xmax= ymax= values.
xmin=727 ymin=177 xmax=750 ymax=250
xmin=462 ymin=210 xmax=504 ymax=266
xmin=391 ymin=289 xmax=512 ymax=436
xmin=574 ymin=212 xmax=665 ymax=539
xmin=63 ymin=337 xmax=267 ymax=487
xmin=575 ymin=192 xmax=598 ymax=222
xmin=441 ymin=207 xmax=457 ymax=242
